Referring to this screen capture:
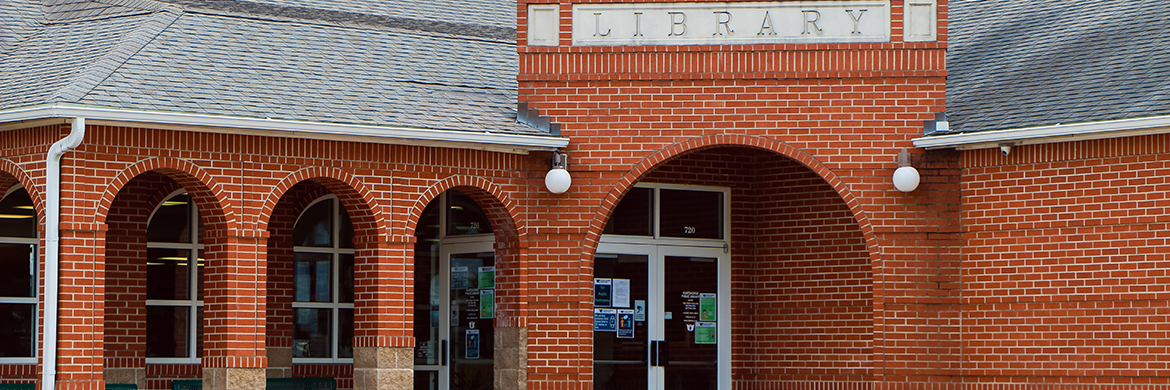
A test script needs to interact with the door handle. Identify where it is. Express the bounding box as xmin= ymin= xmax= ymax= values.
xmin=659 ymin=340 xmax=668 ymax=366
xmin=441 ymin=340 xmax=448 ymax=366
xmin=650 ymin=340 xmax=658 ymax=366
xmin=650 ymin=340 xmax=668 ymax=367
